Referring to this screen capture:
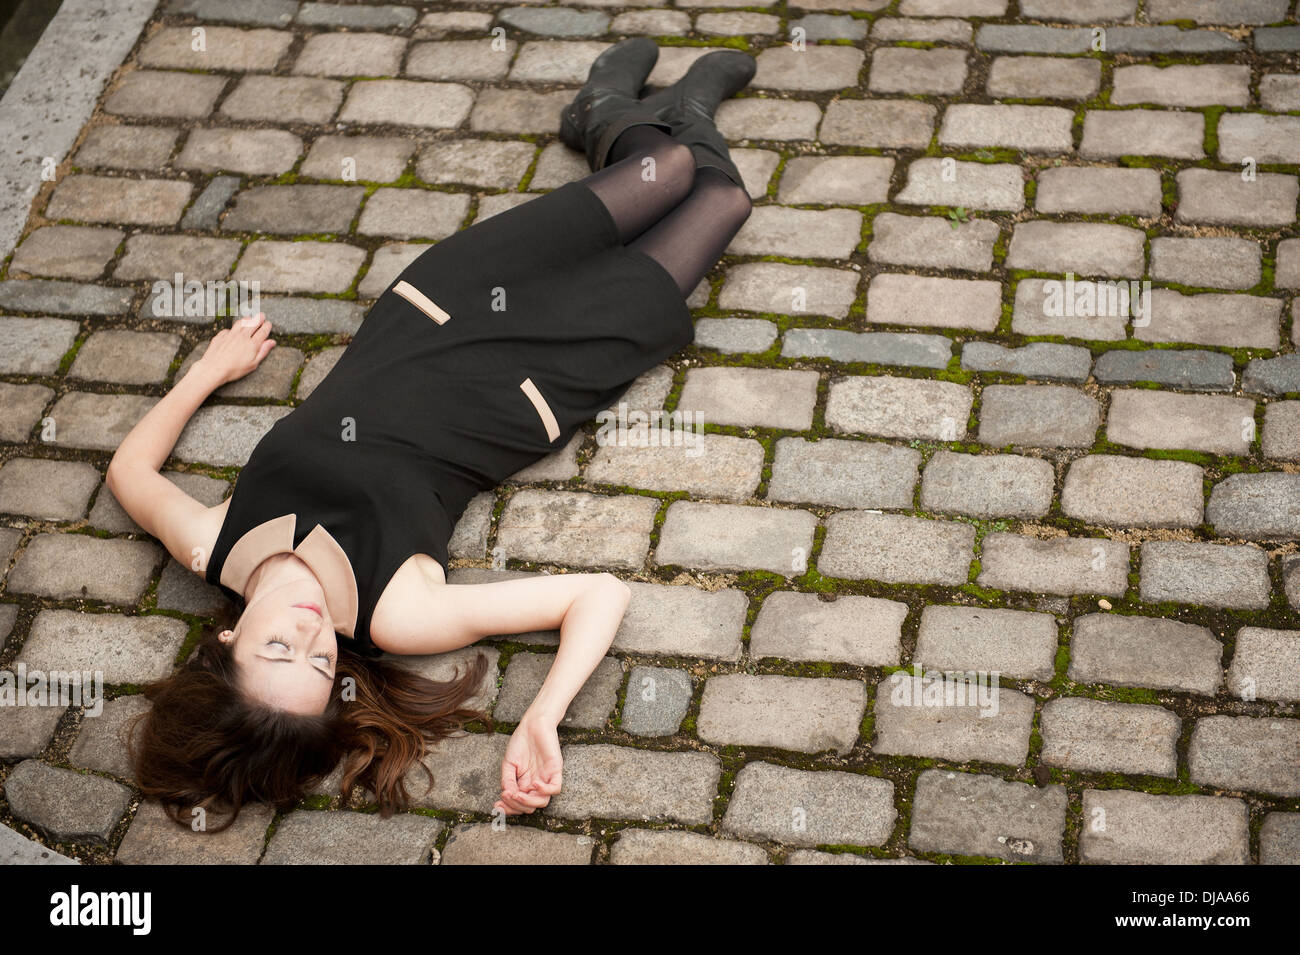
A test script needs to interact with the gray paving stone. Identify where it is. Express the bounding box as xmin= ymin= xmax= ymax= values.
xmin=498 ymin=6 xmax=609 ymax=35
xmin=698 ymin=674 xmax=866 ymax=755
xmin=1255 ymin=24 xmax=1300 ymax=50
xmin=719 ymin=261 xmax=859 ymax=319
xmin=782 ymin=327 xmax=953 ymax=369
xmin=74 ymin=124 xmax=179 ymax=170
xmin=1227 ymin=627 xmax=1300 ymax=703
xmin=440 ymin=823 xmax=592 ymax=864
xmin=69 ymin=330 xmax=180 ymax=385
xmin=1261 ymin=813 xmax=1300 ymax=865
xmin=89 ymin=471 xmax=226 ymax=535
xmin=867 ymin=273 xmax=1002 ymax=333
xmin=116 ymin=799 xmax=275 ymax=864
xmin=0 ymin=382 xmax=52 ymax=442
xmin=869 ymin=47 xmax=968 ymax=95
xmin=359 ymin=188 xmax=470 ymax=240
xmin=0 ymin=458 xmax=100 ymax=520
xmin=987 ymin=56 xmax=1101 ymax=100
xmin=1062 ymin=455 xmax=1204 ymax=528
xmin=139 ymin=24 xmax=292 ymax=71
xmin=939 ymin=103 xmax=1075 ymax=153
xmin=1107 ymin=390 xmax=1256 ymax=455
xmin=222 ymin=184 xmax=364 ymax=235
xmin=0 ymin=824 xmax=77 ymax=865
xmin=1148 ymin=0 xmax=1288 ymax=24
xmin=1007 ymin=221 xmax=1146 ymax=279
xmin=728 ymin=205 xmax=863 ymax=261
xmin=171 ymin=404 xmax=291 ymax=466
xmin=1137 ymin=290 xmax=1280 ymax=349
xmin=177 ymin=127 xmax=302 ymax=176
xmin=721 ymin=761 xmax=896 ymax=848
xmin=818 ymin=99 xmax=937 ymax=151
xmin=67 ymin=695 xmax=149 ymax=780
xmin=1035 ymin=166 xmax=1162 ymax=217
xmin=1261 ymin=74 xmax=1300 ymax=112
xmin=546 ymin=744 xmax=720 ymax=824
xmin=587 ymin=429 xmax=762 ymax=500
xmin=752 ymin=44 xmax=865 ymax=92
xmin=778 ymin=155 xmax=893 ymax=206
xmin=0 ymin=317 xmax=79 ymax=374
xmin=496 ymin=489 xmax=657 ymax=571
xmin=874 ymin=674 xmax=1035 ymax=766
xmin=43 ymin=393 xmax=156 ymax=452
xmin=718 ymin=98 xmax=821 ymax=144
xmin=47 ymin=175 xmax=191 ymax=227
xmin=469 ymin=88 xmax=572 ymax=135
xmin=176 ymin=341 xmax=302 ymax=400
xmin=493 ymin=652 xmax=621 ymax=728
xmin=1264 ymin=401 xmax=1300 ymax=460
xmin=751 ymin=591 xmax=906 ymax=667
xmin=920 ymin=450 xmax=1055 ymax=519
xmin=895 ymin=158 xmax=1024 ymax=213
xmin=400 ymin=730 xmax=507 ymax=812
xmin=961 ymin=342 xmax=1092 ymax=382
xmin=1080 ymin=108 xmax=1204 ymax=160
xmin=179 ymin=175 xmax=240 ymax=230
xmin=1175 ymin=169 xmax=1299 ymax=227
xmin=1079 ymin=790 xmax=1249 ymax=864
xmin=219 ymin=74 xmax=343 ymax=124
xmin=115 ymin=234 xmax=241 ymax=282
xmin=1070 ymin=613 xmax=1222 ymax=695
xmin=17 ymin=610 xmax=186 ymax=684
xmin=10 ymin=226 xmax=123 ymax=281
xmin=655 ymin=500 xmax=817 ymax=576
xmin=4 ymin=760 xmax=132 ymax=842
xmin=1245 ymin=356 xmax=1300 ymax=398
xmin=0 ymin=281 xmax=124 ymax=316
xmin=1093 ymin=348 xmax=1235 ymax=392
xmin=341 ymin=78 xmax=475 ymax=128
xmin=256 ymin=295 xmax=363 ymax=333
xmin=1042 ymin=698 xmax=1180 ymax=777
xmin=979 ymin=384 xmax=1100 ymax=448
xmin=821 ymin=512 xmax=975 ymax=585
xmin=610 ymin=828 xmax=767 ymax=865
xmin=827 ymin=375 xmax=973 ymax=441
xmin=1107 ymin=25 xmax=1244 ymax=52
xmin=1139 ymin=540 xmax=1270 ymax=610
xmin=7 ymin=535 xmax=160 ymax=605
xmin=1208 ymin=473 xmax=1300 ymax=540
xmin=0 ymin=701 xmax=66 ymax=759
xmin=978 ymin=533 xmax=1130 ymax=597
xmin=974 ymin=24 xmax=1091 ymax=53
xmin=262 ymin=811 xmax=442 ymax=864
xmin=416 ymin=139 xmax=533 ymax=190
xmin=621 ymin=665 xmax=693 ymax=737
xmin=915 ymin=604 xmax=1058 ymax=682
xmin=297 ymin=2 xmax=416 ymax=28
xmin=1149 ymin=237 xmax=1262 ymax=291
xmin=872 ymin=16 xmax=973 ymax=43
xmin=293 ymin=31 xmax=406 ymax=77
xmin=615 ymin=581 xmax=747 ymax=661
xmin=303 ymin=134 xmax=416 ymax=183
xmin=695 ymin=11 xmax=778 ymax=35
xmin=233 ymin=240 xmax=366 ymax=294
xmin=694 ymin=317 xmax=777 ymax=354
xmin=166 ymin=0 xmax=298 ymax=25
xmin=868 ymin=213 xmax=999 ymax=272
xmin=1189 ymin=716 xmax=1300 ymax=797
xmin=910 ymin=769 xmax=1067 ymax=863
xmin=768 ymin=436 xmax=919 ymax=510
xmin=105 ymin=69 xmax=227 ymax=119
xmin=1218 ymin=113 xmax=1300 ymax=166
xmin=677 ymin=367 xmax=819 ymax=430
xmin=1113 ymin=64 xmax=1250 ymax=107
